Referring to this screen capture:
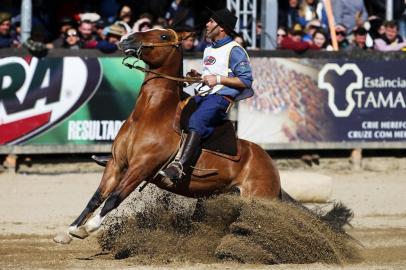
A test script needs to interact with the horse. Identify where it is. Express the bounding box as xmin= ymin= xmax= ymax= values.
xmin=54 ymin=28 xmax=350 ymax=244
